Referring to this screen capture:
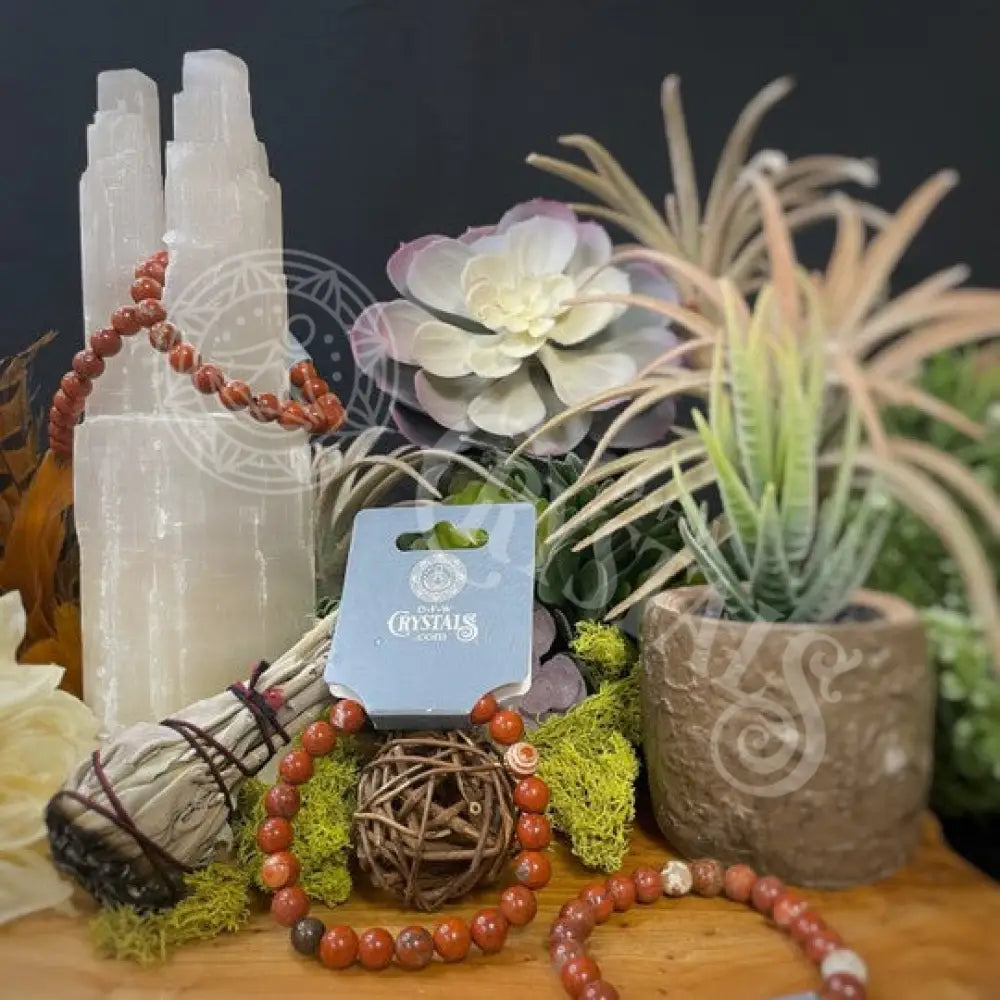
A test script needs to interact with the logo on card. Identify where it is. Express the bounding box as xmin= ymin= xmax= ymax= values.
xmin=408 ymin=553 xmax=468 ymax=604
